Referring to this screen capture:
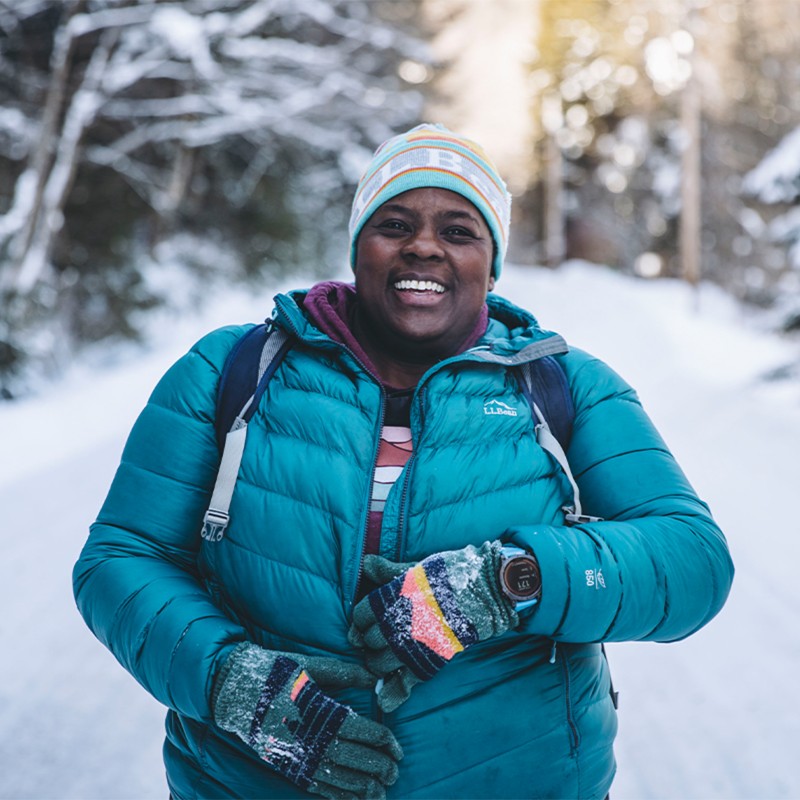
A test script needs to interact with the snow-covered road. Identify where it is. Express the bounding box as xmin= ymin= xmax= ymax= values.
xmin=2 ymin=262 xmax=798 ymax=799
